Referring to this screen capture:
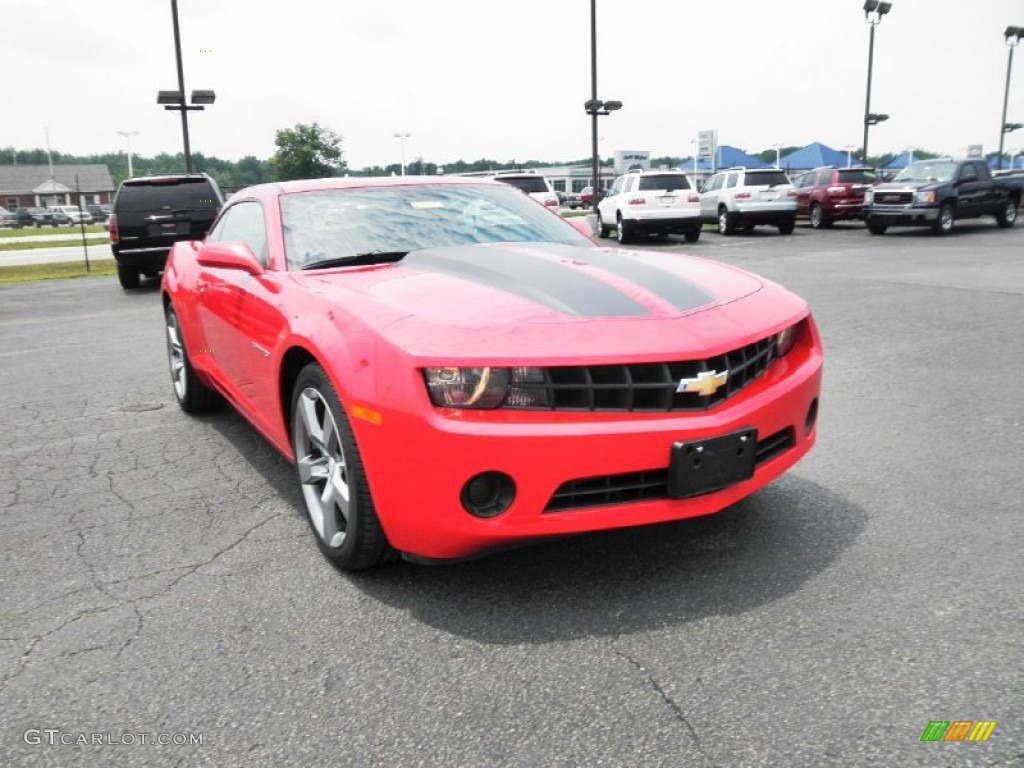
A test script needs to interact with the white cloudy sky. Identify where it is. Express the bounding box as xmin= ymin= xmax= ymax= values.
xmin=3 ymin=0 xmax=1023 ymax=168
